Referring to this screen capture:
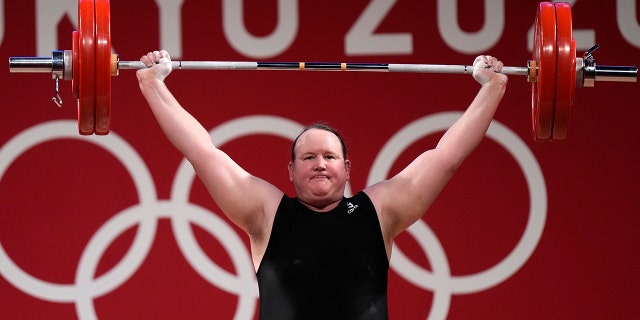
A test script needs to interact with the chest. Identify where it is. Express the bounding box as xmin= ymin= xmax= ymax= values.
xmin=266 ymin=205 xmax=387 ymax=278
